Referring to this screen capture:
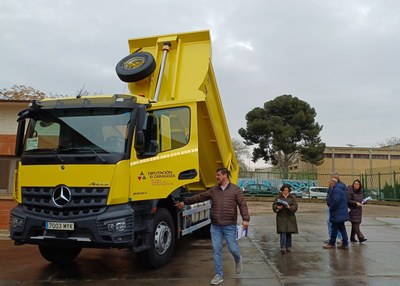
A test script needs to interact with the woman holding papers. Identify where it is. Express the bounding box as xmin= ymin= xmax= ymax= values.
xmin=348 ymin=179 xmax=367 ymax=243
xmin=272 ymin=184 xmax=298 ymax=253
